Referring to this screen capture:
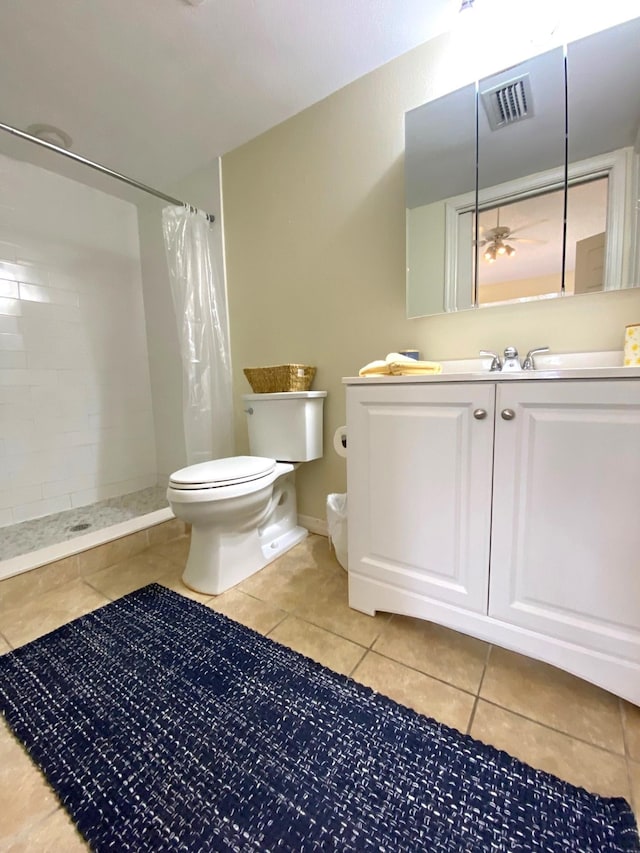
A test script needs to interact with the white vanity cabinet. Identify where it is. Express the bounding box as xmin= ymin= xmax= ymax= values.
xmin=346 ymin=377 xmax=640 ymax=704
